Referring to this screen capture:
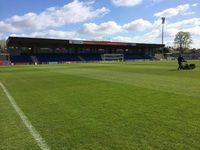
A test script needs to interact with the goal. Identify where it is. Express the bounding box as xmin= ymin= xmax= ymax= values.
xmin=101 ymin=54 xmax=124 ymax=61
